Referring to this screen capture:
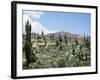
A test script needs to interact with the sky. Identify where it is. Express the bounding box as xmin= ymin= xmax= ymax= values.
xmin=23 ymin=10 xmax=91 ymax=36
